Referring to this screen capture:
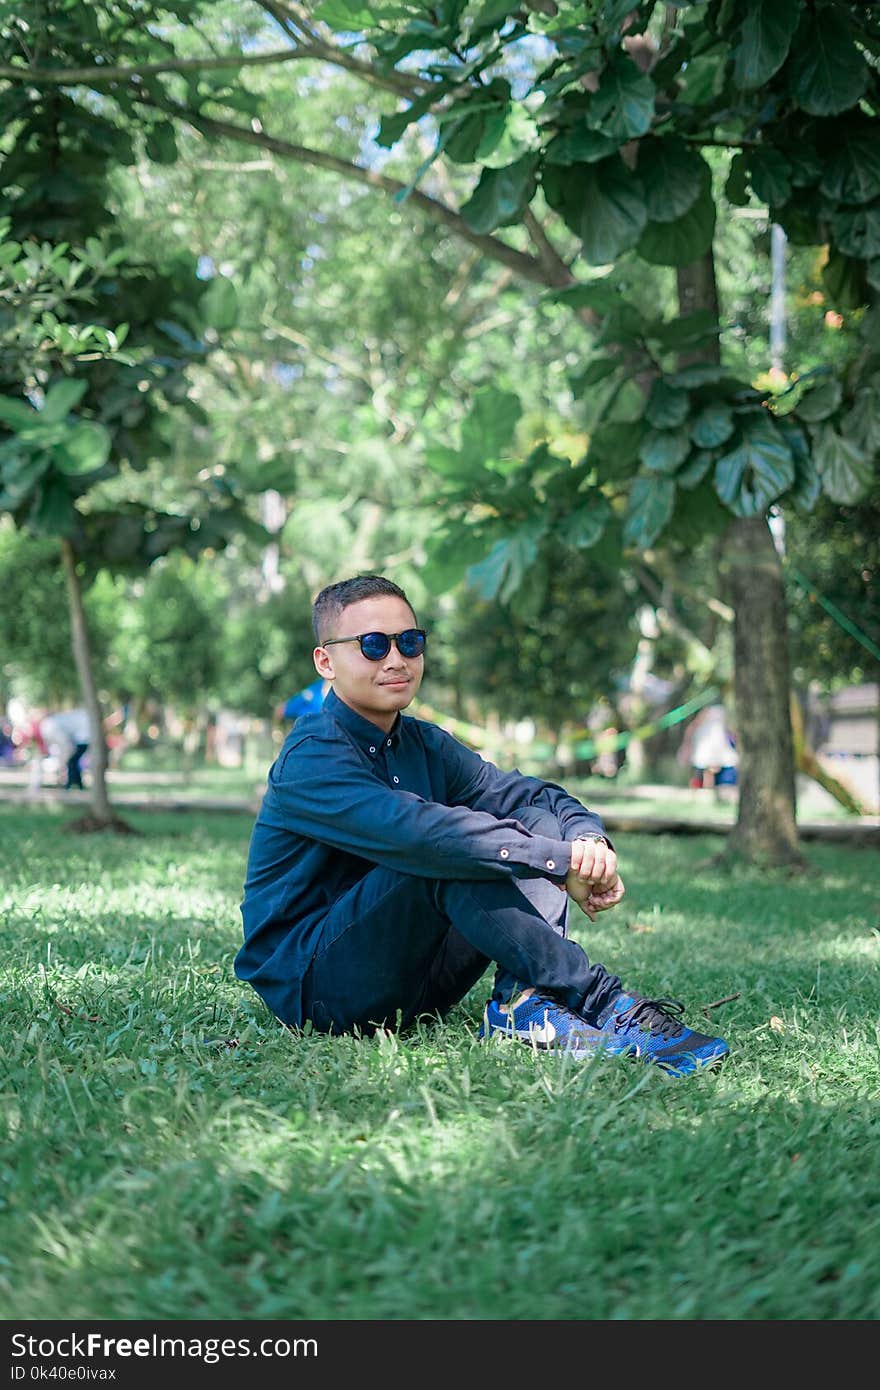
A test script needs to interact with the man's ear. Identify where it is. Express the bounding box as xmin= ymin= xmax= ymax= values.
xmin=314 ymin=645 xmax=334 ymax=679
